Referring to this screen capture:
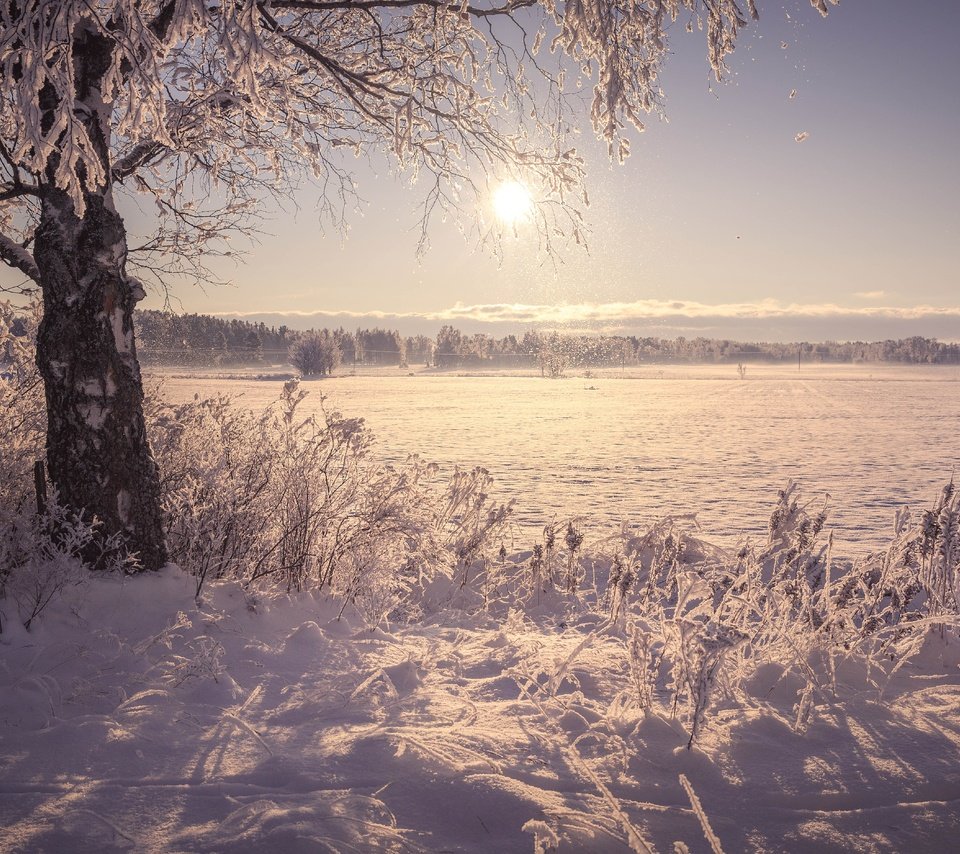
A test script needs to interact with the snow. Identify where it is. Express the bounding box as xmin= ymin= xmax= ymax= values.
xmin=155 ymin=366 xmax=960 ymax=556
xmin=110 ymin=309 xmax=133 ymax=355
xmin=4 ymin=366 xmax=956 ymax=850
xmin=80 ymin=376 xmax=117 ymax=397
xmin=0 ymin=234 xmax=41 ymax=284
xmin=1 ymin=567 xmax=959 ymax=852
